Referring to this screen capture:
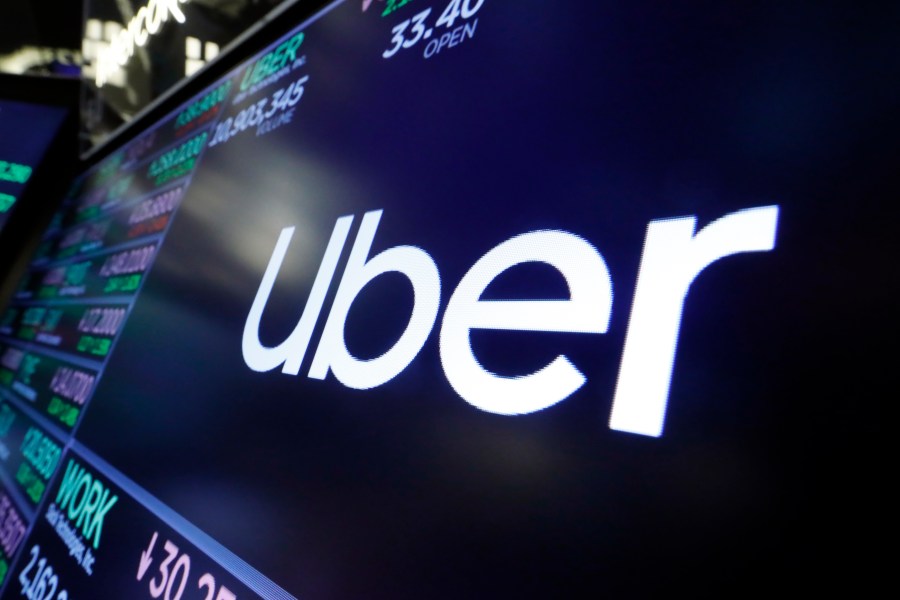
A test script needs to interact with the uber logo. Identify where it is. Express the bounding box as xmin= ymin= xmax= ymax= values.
xmin=243 ymin=206 xmax=779 ymax=437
